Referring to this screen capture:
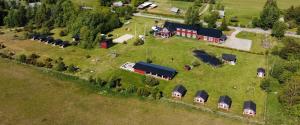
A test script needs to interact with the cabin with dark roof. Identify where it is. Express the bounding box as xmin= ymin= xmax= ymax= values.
xmin=257 ymin=68 xmax=266 ymax=78
xmin=53 ymin=39 xmax=63 ymax=46
xmin=100 ymin=39 xmax=113 ymax=49
xmin=172 ymin=84 xmax=187 ymax=98
xmin=40 ymin=36 xmax=47 ymax=42
xmin=132 ymin=61 xmax=177 ymax=80
xmin=194 ymin=90 xmax=209 ymax=104
xmin=243 ymin=100 xmax=256 ymax=116
xmin=60 ymin=41 xmax=70 ymax=48
xmin=31 ymin=34 xmax=40 ymax=40
xmin=156 ymin=21 xmax=226 ymax=43
xmin=222 ymin=54 xmax=237 ymax=65
xmin=218 ymin=95 xmax=232 ymax=110
xmin=46 ymin=37 xmax=54 ymax=44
